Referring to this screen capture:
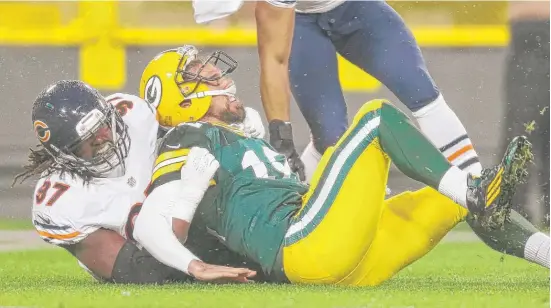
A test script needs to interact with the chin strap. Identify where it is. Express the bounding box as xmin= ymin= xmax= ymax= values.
xmin=185 ymin=84 xmax=237 ymax=100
